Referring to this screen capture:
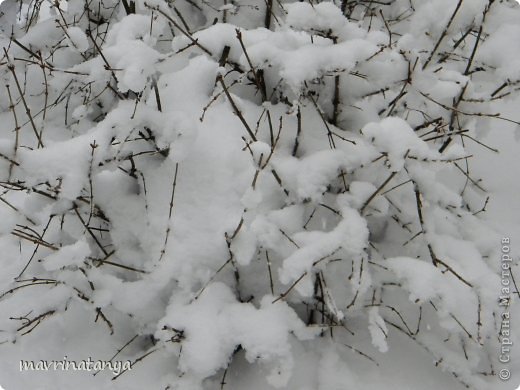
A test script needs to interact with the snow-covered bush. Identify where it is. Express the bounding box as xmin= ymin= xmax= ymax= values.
xmin=0 ymin=0 xmax=519 ymax=389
